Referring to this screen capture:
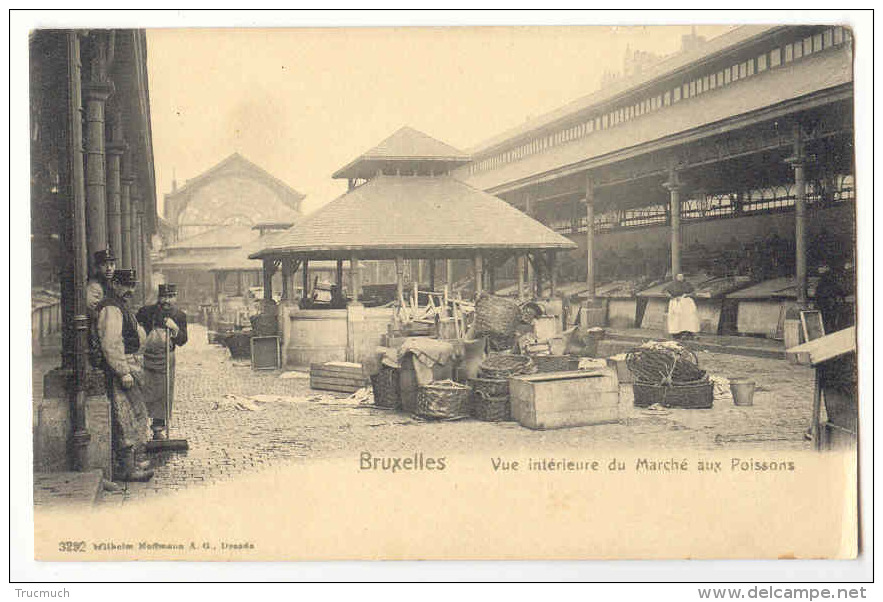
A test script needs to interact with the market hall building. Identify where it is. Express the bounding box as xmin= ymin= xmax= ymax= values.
xmin=31 ymin=30 xmax=159 ymax=476
xmin=455 ymin=25 xmax=855 ymax=340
